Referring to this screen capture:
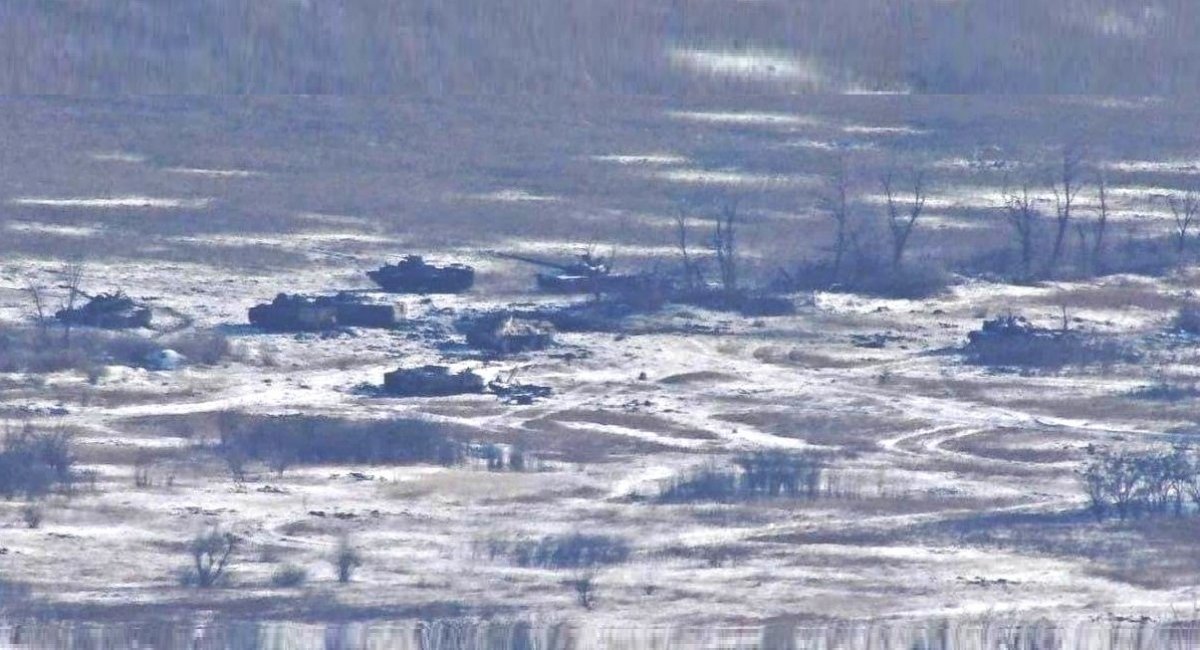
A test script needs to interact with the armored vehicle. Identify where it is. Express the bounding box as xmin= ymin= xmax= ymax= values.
xmin=55 ymin=291 xmax=152 ymax=329
xmin=248 ymin=293 xmax=397 ymax=332
xmin=496 ymin=251 xmax=649 ymax=295
xmin=382 ymin=365 xmax=485 ymax=397
xmin=368 ymin=255 xmax=475 ymax=294
xmin=248 ymin=294 xmax=338 ymax=332
xmin=462 ymin=313 xmax=555 ymax=354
